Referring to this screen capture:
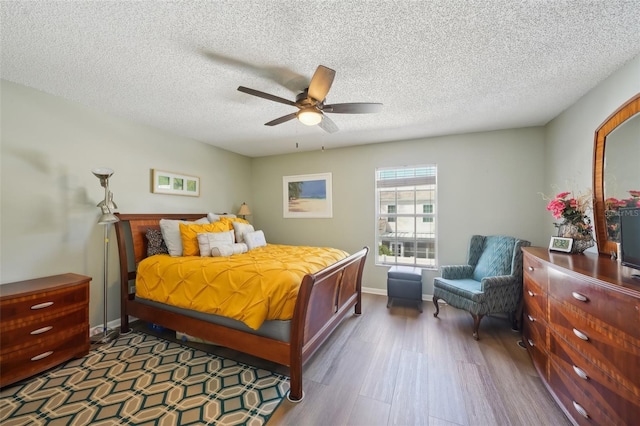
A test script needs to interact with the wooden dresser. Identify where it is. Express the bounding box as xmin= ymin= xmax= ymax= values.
xmin=0 ymin=273 xmax=91 ymax=388
xmin=521 ymin=247 xmax=640 ymax=425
